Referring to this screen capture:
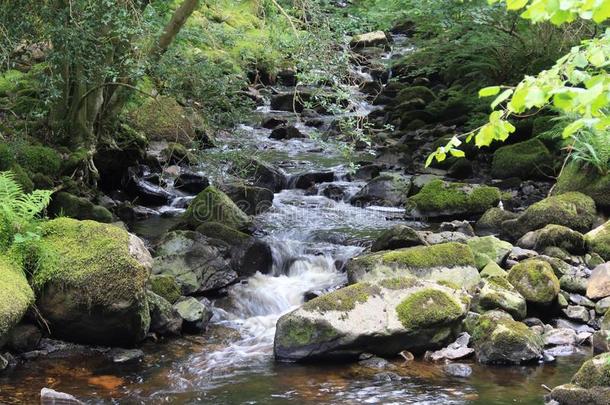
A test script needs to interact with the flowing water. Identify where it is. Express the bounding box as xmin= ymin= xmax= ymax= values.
xmin=0 ymin=35 xmax=592 ymax=404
